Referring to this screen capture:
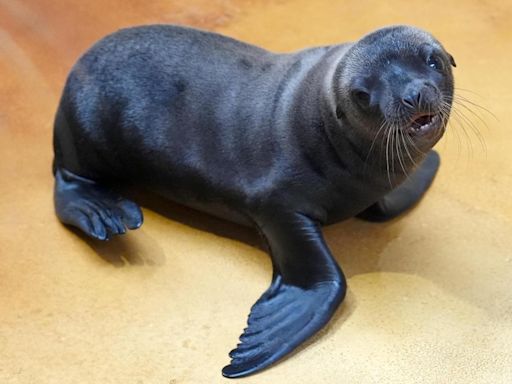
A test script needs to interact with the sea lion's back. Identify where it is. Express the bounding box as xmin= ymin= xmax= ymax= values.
xmin=54 ymin=25 xmax=284 ymax=185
